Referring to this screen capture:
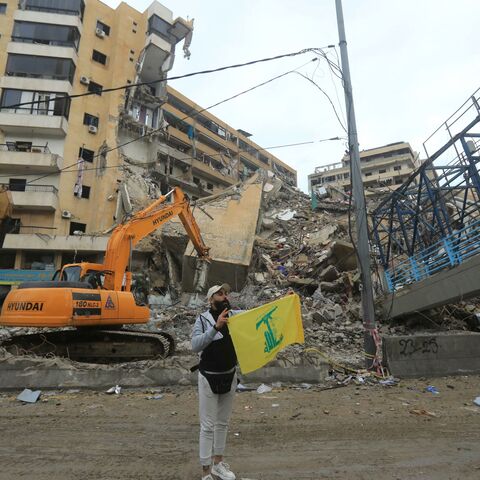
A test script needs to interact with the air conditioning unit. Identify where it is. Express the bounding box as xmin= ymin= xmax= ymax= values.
xmin=61 ymin=210 xmax=72 ymax=219
xmin=79 ymin=75 xmax=90 ymax=85
xmin=95 ymin=28 xmax=106 ymax=38
xmin=88 ymin=125 xmax=98 ymax=134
